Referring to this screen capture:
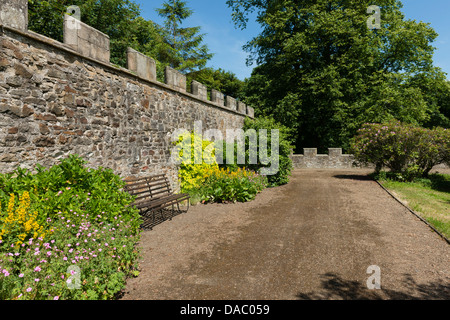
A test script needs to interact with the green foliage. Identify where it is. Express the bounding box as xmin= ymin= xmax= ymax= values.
xmin=174 ymin=132 xmax=268 ymax=204
xmin=0 ymin=155 xmax=141 ymax=231
xmin=0 ymin=211 xmax=140 ymax=300
xmin=28 ymin=0 xmax=213 ymax=73
xmin=350 ymin=121 xmax=450 ymax=180
xmin=0 ymin=155 xmax=141 ymax=300
xmin=28 ymin=0 xmax=143 ymax=67
xmin=227 ymin=0 xmax=450 ymax=152
xmin=174 ymin=131 xmax=219 ymax=193
xmin=155 ymin=0 xmax=213 ymax=73
xmin=195 ymin=167 xmax=267 ymax=204
xmin=219 ymin=117 xmax=294 ymax=187
xmin=187 ymin=68 xmax=246 ymax=101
